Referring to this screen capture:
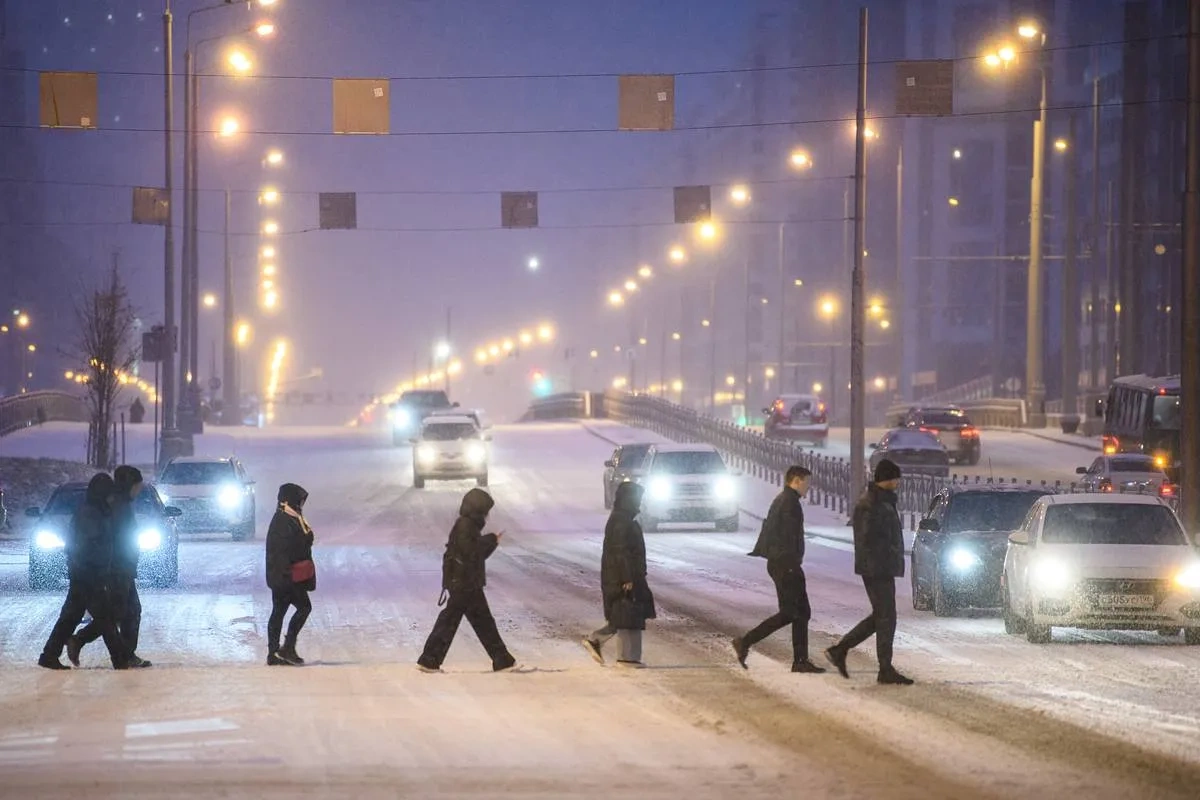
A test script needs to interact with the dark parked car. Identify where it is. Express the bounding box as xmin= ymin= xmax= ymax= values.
xmin=903 ymin=406 xmax=981 ymax=465
xmin=602 ymin=443 xmax=653 ymax=509
xmin=869 ymin=429 xmax=950 ymax=478
xmin=911 ymin=485 xmax=1052 ymax=615
xmin=389 ymin=390 xmax=455 ymax=445
xmin=763 ymin=394 xmax=828 ymax=446
xmin=27 ymin=481 xmax=182 ymax=589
